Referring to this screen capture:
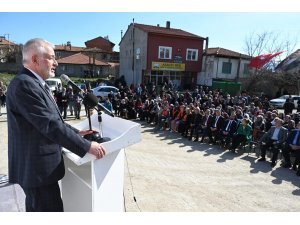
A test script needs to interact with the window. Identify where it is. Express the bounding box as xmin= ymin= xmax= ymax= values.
xmin=55 ymin=52 xmax=61 ymax=59
xmin=158 ymin=46 xmax=172 ymax=59
xmin=222 ymin=62 xmax=232 ymax=74
xmin=243 ymin=63 xmax=249 ymax=75
xmin=62 ymin=65 xmax=68 ymax=71
xmin=186 ymin=48 xmax=198 ymax=61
